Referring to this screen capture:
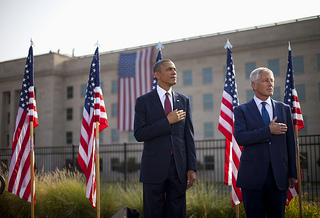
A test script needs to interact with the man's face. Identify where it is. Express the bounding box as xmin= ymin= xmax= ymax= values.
xmin=155 ymin=61 xmax=177 ymax=90
xmin=252 ymin=71 xmax=274 ymax=101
